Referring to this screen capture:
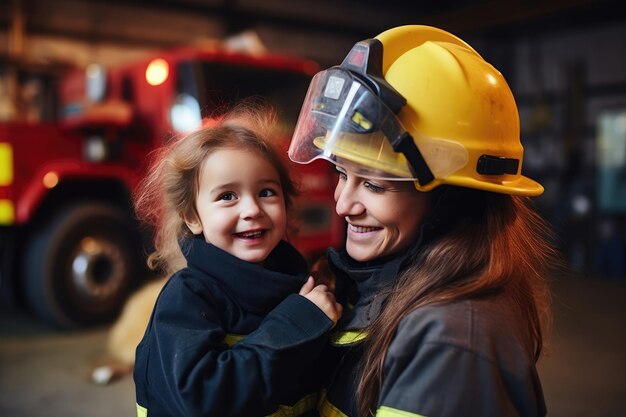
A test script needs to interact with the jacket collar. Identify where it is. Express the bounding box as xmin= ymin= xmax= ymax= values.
xmin=182 ymin=236 xmax=309 ymax=314
xmin=327 ymin=245 xmax=416 ymax=330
